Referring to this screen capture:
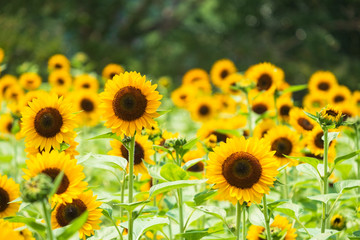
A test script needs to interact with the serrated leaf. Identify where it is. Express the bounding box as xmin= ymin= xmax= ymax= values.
xmin=334 ymin=150 xmax=360 ymax=165
xmin=335 ymin=180 xmax=360 ymax=193
xmin=307 ymin=193 xmax=339 ymax=203
xmin=280 ymin=84 xmax=307 ymax=94
xmin=194 ymin=189 xmax=218 ymax=206
xmin=56 ymin=211 xmax=89 ymax=240
xmin=88 ymin=132 xmax=122 ymax=141
xmin=85 ymin=153 xmax=128 ymax=171
xmin=249 ymin=204 xmax=265 ymax=227
xmin=149 ymin=179 xmax=207 ymax=196
xmin=176 ymin=230 xmax=212 ymax=240
xmin=182 ymin=158 xmax=204 ymax=171
xmin=160 ymin=162 xmax=189 ymax=181
xmin=296 ymin=163 xmax=321 ymax=181
xmin=101 ymin=203 xmax=113 ymax=218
